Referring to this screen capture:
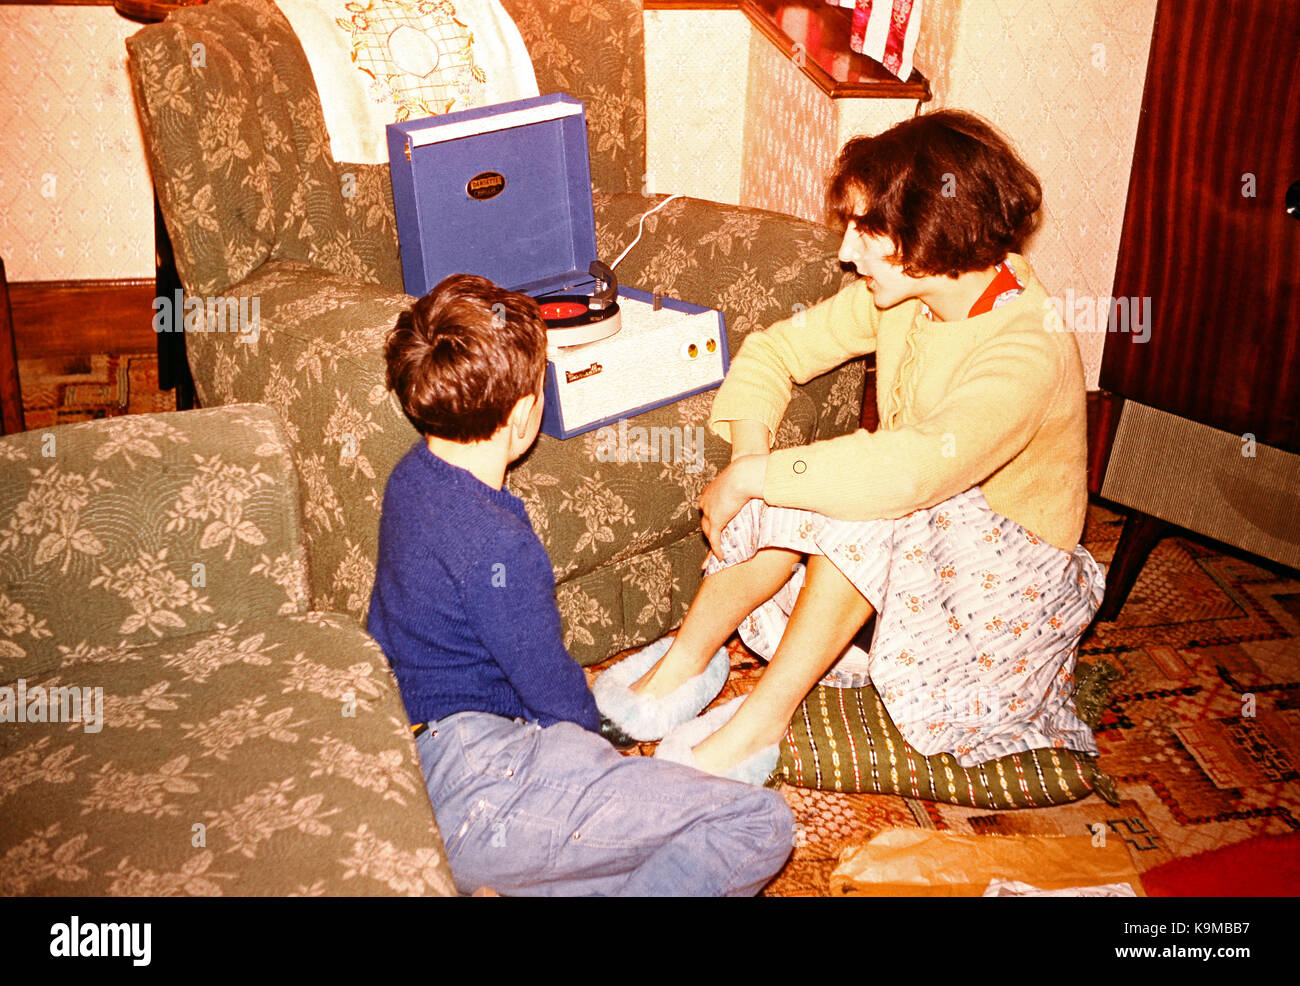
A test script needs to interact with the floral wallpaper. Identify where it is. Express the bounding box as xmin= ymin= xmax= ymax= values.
xmin=914 ymin=0 xmax=960 ymax=105
xmin=740 ymin=24 xmax=840 ymax=222
xmin=916 ymin=0 xmax=1159 ymax=387
xmin=642 ymin=8 xmax=751 ymax=205
xmin=0 ymin=4 xmax=155 ymax=281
